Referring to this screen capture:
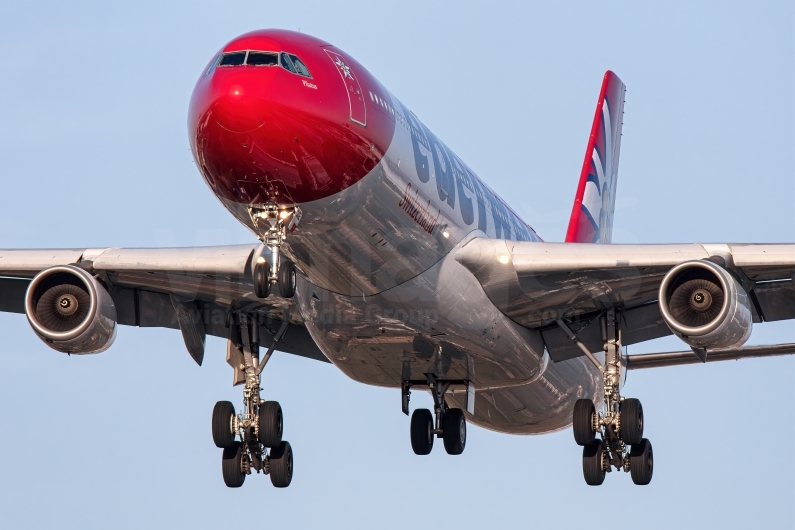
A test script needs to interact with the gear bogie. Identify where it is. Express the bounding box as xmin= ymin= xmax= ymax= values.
xmin=570 ymin=310 xmax=654 ymax=486
xmin=213 ymin=312 xmax=294 ymax=488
